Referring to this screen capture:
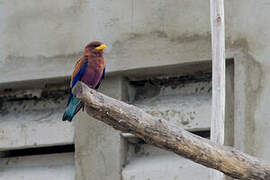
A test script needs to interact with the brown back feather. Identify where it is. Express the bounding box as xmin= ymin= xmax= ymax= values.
xmin=70 ymin=56 xmax=87 ymax=87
